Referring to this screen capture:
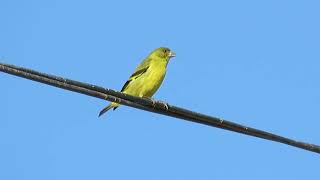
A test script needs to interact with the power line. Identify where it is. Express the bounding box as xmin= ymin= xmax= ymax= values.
xmin=1 ymin=62 xmax=319 ymax=154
